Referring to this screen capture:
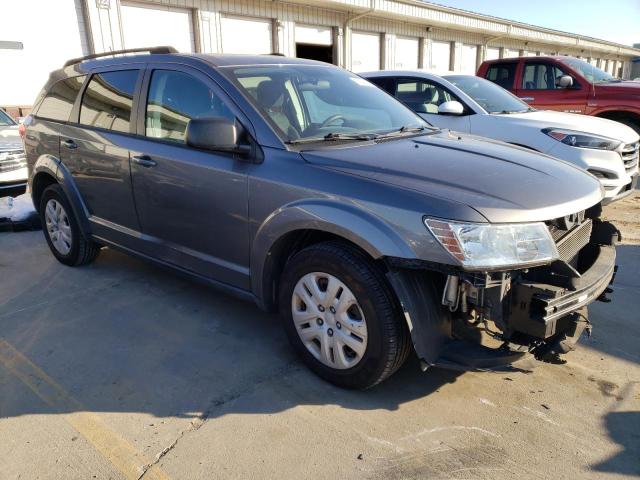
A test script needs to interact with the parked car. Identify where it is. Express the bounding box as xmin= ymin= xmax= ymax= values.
xmin=0 ymin=108 xmax=28 ymax=198
xmin=24 ymin=49 xmax=617 ymax=388
xmin=477 ymin=56 xmax=640 ymax=134
xmin=361 ymin=71 xmax=639 ymax=204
